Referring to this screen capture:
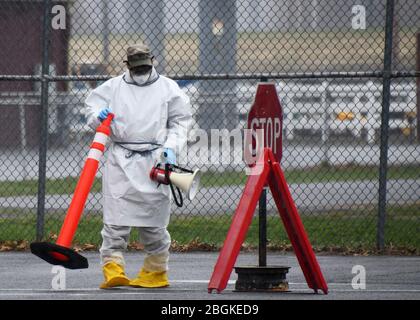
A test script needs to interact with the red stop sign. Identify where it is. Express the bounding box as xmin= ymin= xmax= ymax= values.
xmin=247 ymin=83 xmax=283 ymax=164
